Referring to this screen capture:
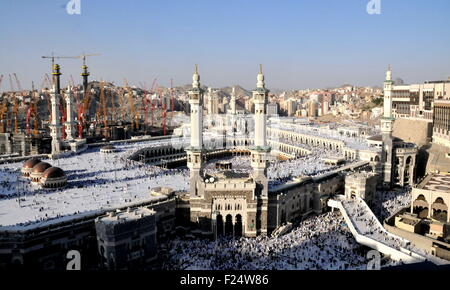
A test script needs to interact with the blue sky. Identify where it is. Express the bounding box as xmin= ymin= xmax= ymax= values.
xmin=0 ymin=0 xmax=449 ymax=90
